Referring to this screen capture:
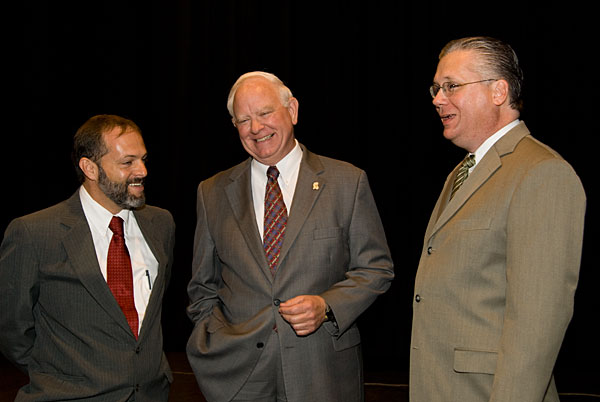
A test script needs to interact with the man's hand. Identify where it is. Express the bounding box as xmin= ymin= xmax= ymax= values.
xmin=279 ymin=295 xmax=327 ymax=336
